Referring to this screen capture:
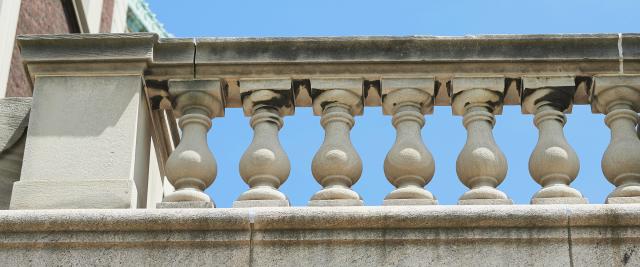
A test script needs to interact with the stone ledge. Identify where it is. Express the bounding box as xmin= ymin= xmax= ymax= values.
xmin=0 ymin=205 xmax=638 ymax=266
xmin=195 ymin=34 xmax=623 ymax=63
xmin=18 ymin=33 xmax=158 ymax=64
xmin=0 ymin=205 xmax=638 ymax=232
